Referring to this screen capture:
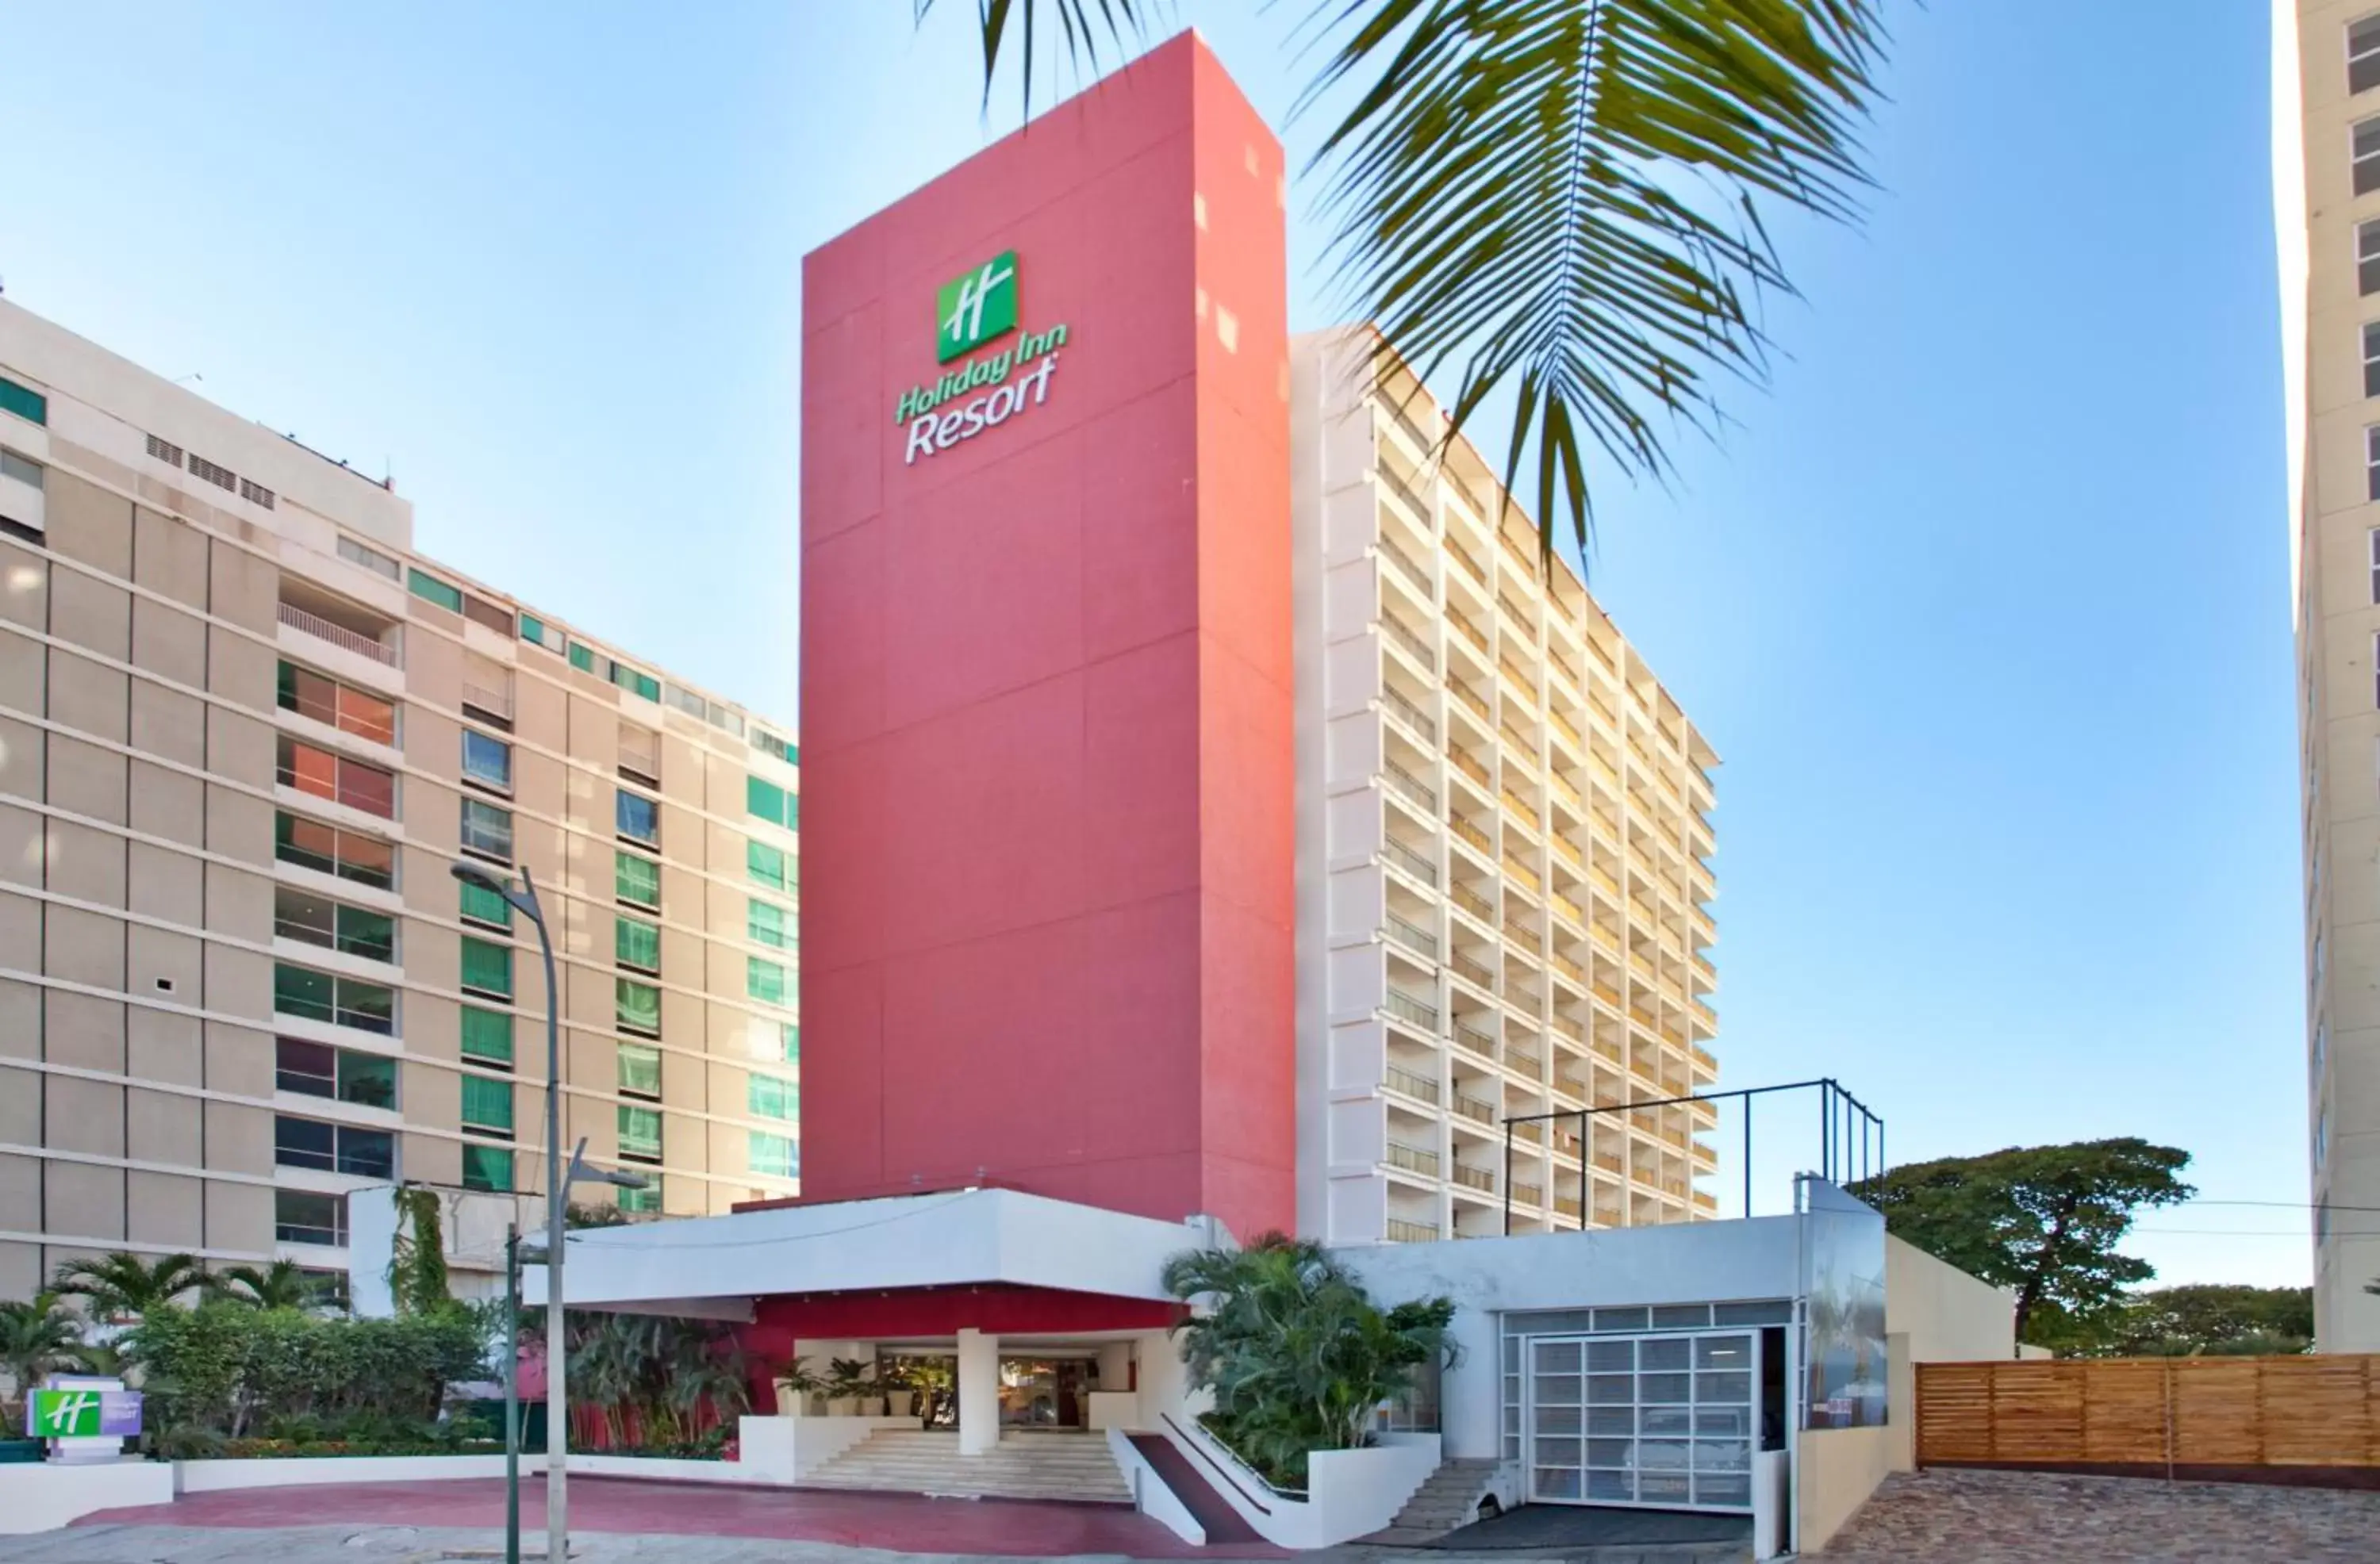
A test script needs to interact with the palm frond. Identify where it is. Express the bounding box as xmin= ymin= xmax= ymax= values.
xmin=1303 ymin=0 xmax=1887 ymax=562
xmin=912 ymin=0 xmax=1153 ymax=115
